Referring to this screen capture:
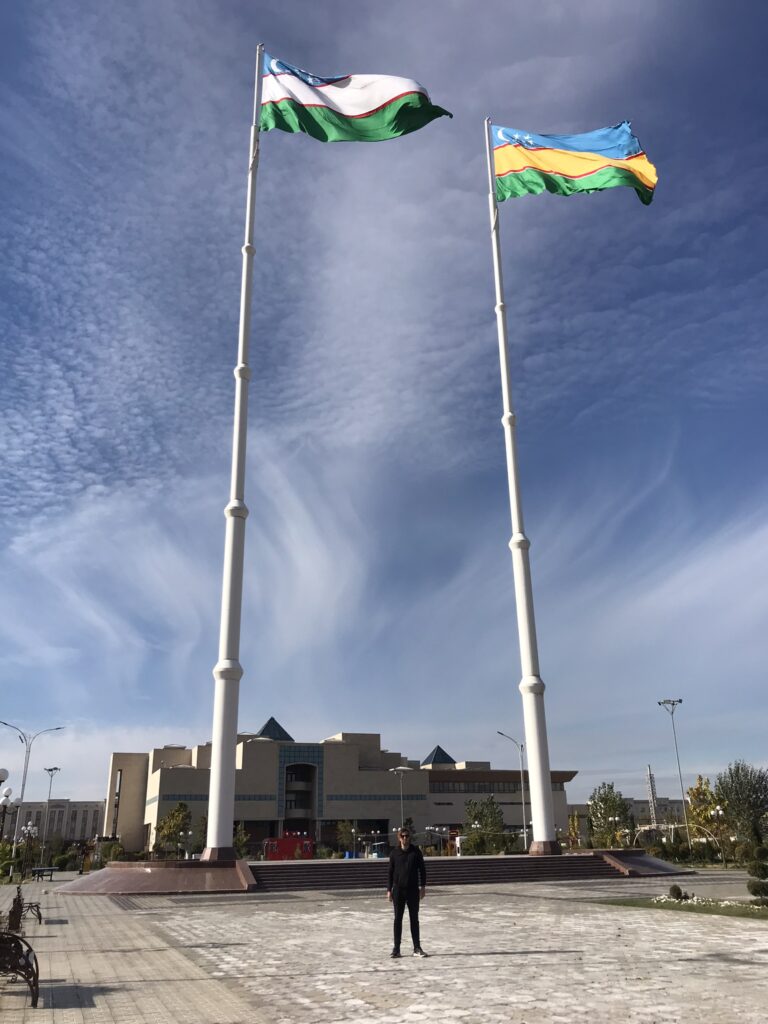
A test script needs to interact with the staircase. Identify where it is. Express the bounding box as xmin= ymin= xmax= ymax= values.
xmin=248 ymin=853 xmax=627 ymax=893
